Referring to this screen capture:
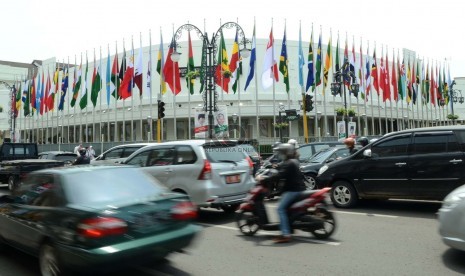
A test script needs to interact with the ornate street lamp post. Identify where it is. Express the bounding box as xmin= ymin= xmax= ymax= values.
xmin=171 ymin=23 xmax=250 ymax=139
xmin=330 ymin=61 xmax=359 ymax=139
